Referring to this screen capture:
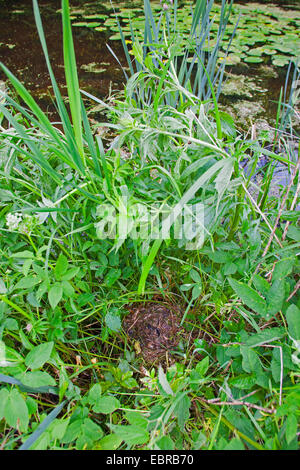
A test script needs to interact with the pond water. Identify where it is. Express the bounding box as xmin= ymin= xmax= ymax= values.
xmin=0 ymin=0 xmax=126 ymax=118
xmin=0 ymin=0 xmax=299 ymax=126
